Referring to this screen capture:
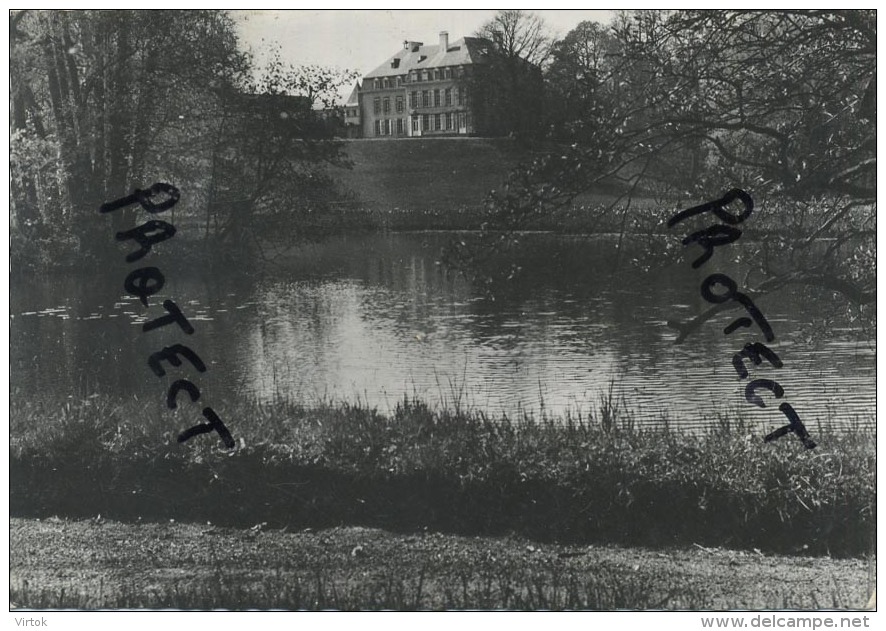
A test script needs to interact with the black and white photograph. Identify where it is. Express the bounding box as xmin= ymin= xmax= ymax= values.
xmin=8 ymin=8 xmax=877 ymax=618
